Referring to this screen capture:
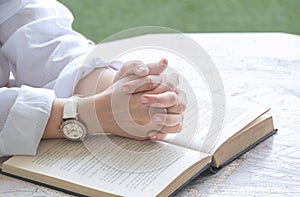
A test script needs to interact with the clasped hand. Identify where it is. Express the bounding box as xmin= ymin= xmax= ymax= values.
xmin=78 ymin=59 xmax=186 ymax=141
